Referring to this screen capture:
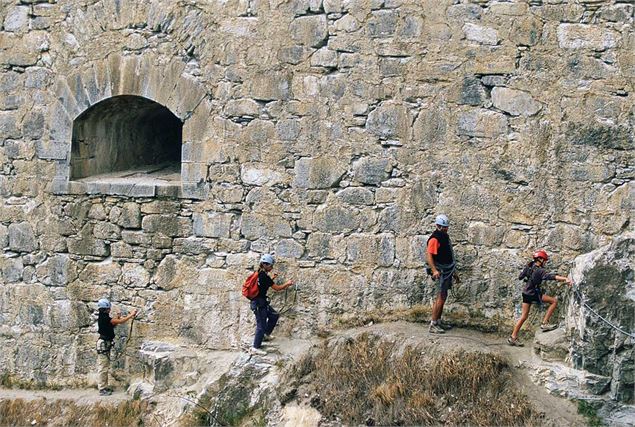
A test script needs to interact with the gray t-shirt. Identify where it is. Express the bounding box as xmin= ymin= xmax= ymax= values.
xmin=519 ymin=264 xmax=556 ymax=296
